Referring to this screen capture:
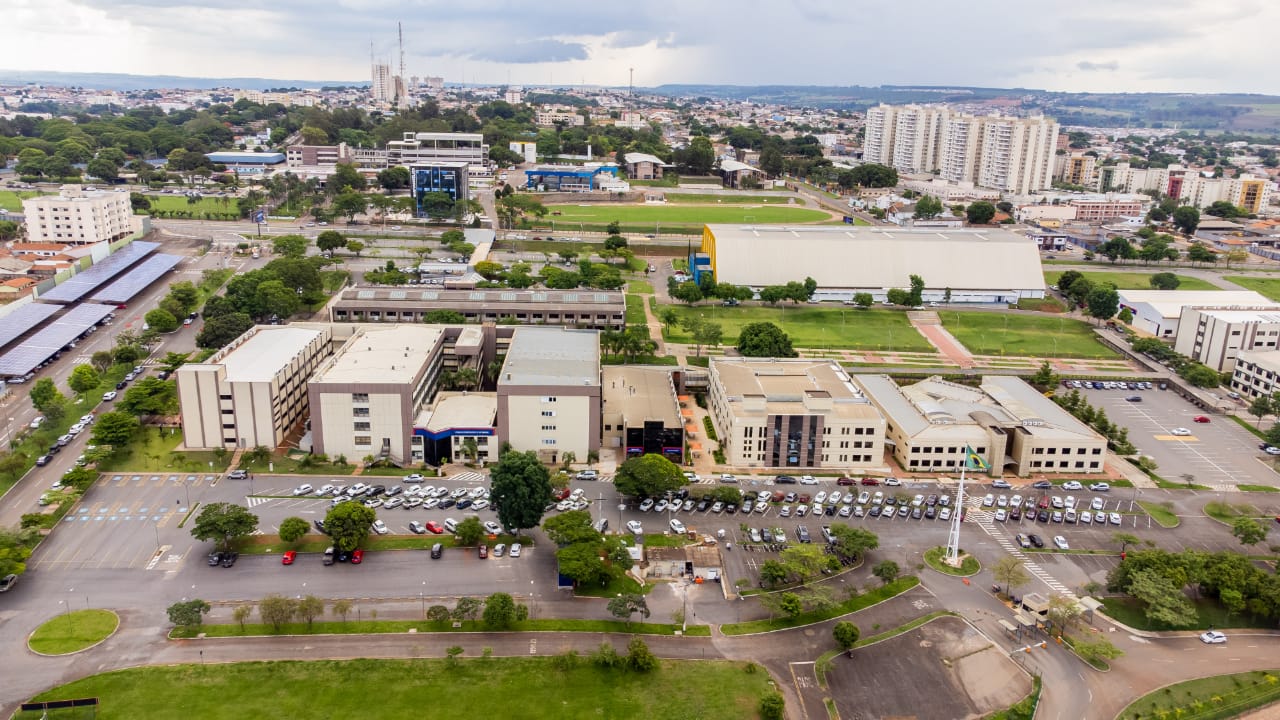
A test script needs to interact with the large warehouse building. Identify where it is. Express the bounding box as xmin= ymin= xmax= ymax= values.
xmin=696 ymin=225 xmax=1046 ymax=303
